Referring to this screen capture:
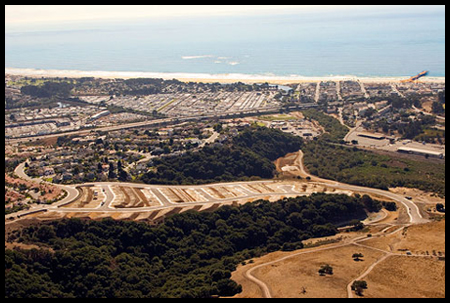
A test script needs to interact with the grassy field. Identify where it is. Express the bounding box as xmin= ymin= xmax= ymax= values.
xmin=8 ymin=78 xmax=77 ymax=87
xmin=258 ymin=114 xmax=298 ymax=121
